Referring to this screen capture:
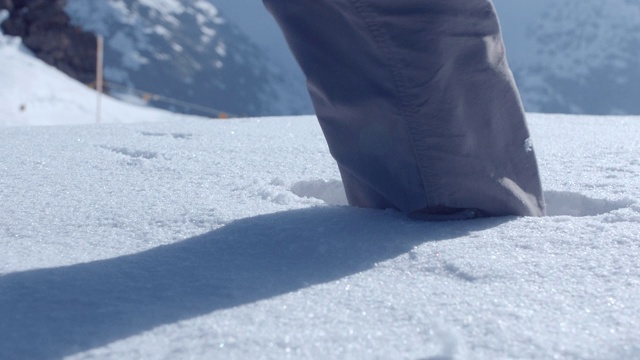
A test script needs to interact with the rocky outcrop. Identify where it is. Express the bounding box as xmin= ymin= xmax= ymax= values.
xmin=1 ymin=0 xmax=97 ymax=85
